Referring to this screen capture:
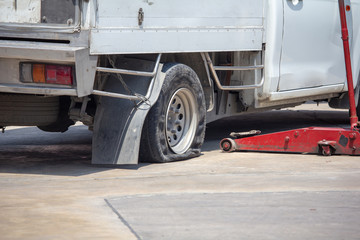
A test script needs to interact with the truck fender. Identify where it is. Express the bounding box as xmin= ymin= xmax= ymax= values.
xmin=92 ymin=63 xmax=165 ymax=165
